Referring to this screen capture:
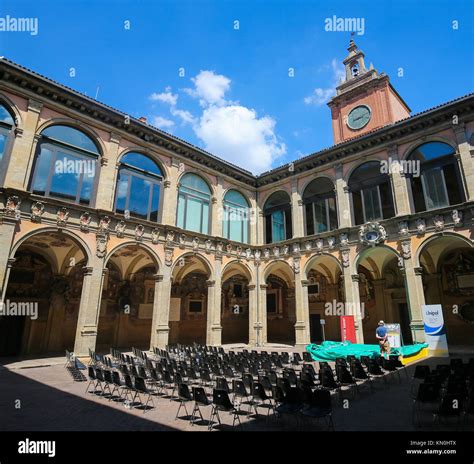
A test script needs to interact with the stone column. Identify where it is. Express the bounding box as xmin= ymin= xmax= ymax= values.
xmin=211 ymin=176 xmax=224 ymax=237
xmin=454 ymin=124 xmax=474 ymax=201
xmin=0 ymin=218 xmax=17 ymax=302
xmin=73 ymin=254 xmax=106 ymax=357
xmin=341 ymin=249 xmax=364 ymax=343
xmin=206 ymin=257 xmax=222 ymax=345
xmin=247 ymin=284 xmax=258 ymax=346
xmin=3 ymin=99 xmax=43 ymax=190
xmin=248 ymin=193 xmax=258 ymax=245
xmin=401 ymin=258 xmax=426 ymax=343
xmin=291 ymin=178 xmax=304 ymax=237
xmin=388 ymin=144 xmax=411 ymax=216
xmin=294 ymin=274 xmax=310 ymax=347
xmin=161 ymin=158 xmax=180 ymax=226
xmin=95 ymin=132 xmax=121 ymax=210
xmin=258 ymin=283 xmax=268 ymax=345
xmin=335 ymin=163 xmax=352 ymax=228
xmin=257 ymin=210 xmax=265 ymax=245
xmin=149 ymin=268 xmax=172 ymax=349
